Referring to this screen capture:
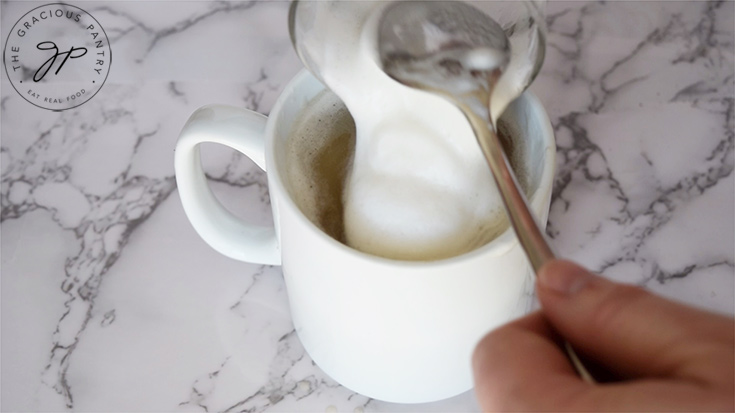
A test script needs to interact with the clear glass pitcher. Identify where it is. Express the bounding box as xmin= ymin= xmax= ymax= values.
xmin=288 ymin=0 xmax=547 ymax=118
